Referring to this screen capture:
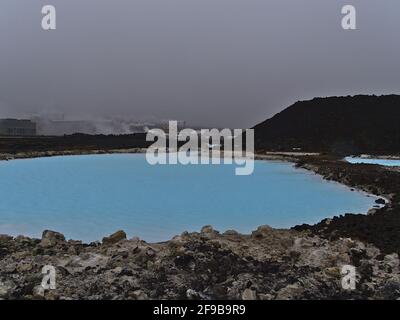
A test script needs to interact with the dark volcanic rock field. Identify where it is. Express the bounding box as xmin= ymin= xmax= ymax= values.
xmin=293 ymin=156 xmax=400 ymax=256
